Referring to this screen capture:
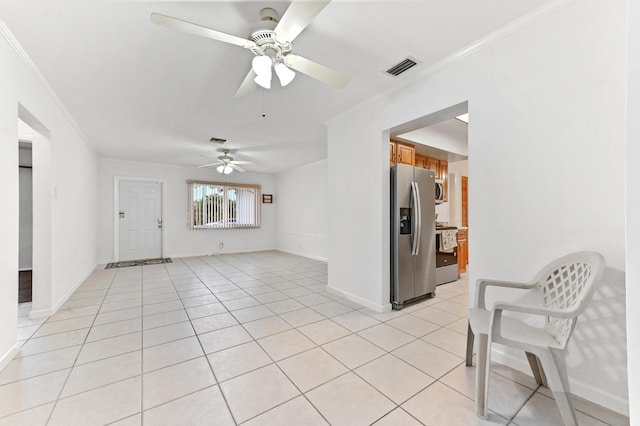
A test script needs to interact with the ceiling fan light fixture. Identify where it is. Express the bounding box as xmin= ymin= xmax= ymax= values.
xmin=216 ymin=164 xmax=233 ymax=174
xmin=252 ymin=55 xmax=272 ymax=75
xmin=274 ymin=62 xmax=295 ymax=86
xmin=252 ymin=55 xmax=275 ymax=89
xmin=254 ymin=72 xmax=272 ymax=89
